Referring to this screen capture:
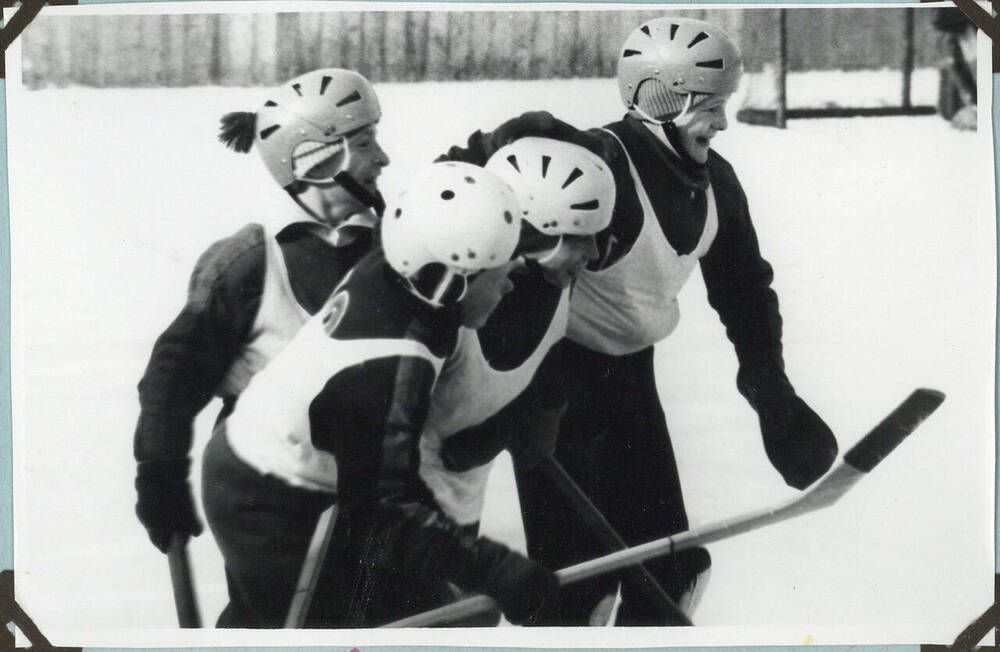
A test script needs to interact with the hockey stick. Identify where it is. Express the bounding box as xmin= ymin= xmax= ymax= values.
xmin=536 ymin=456 xmax=692 ymax=625
xmin=167 ymin=533 xmax=202 ymax=628
xmin=383 ymin=388 xmax=945 ymax=628
xmin=284 ymin=503 xmax=340 ymax=628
